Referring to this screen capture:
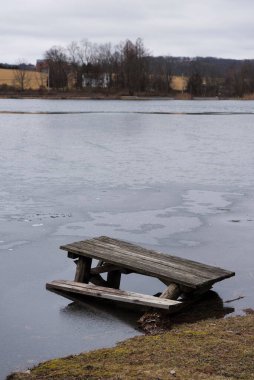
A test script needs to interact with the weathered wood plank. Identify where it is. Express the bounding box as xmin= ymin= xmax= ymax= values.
xmin=64 ymin=236 xmax=230 ymax=278
xmin=46 ymin=280 xmax=182 ymax=310
xmin=62 ymin=242 xmax=207 ymax=288
xmin=61 ymin=237 xmax=234 ymax=280
xmin=69 ymin=243 xmax=202 ymax=288
xmin=60 ymin=236 xmax=235 ymax=289
xmin=89 ymin=241 xmax=215 ymax=279
xmin=94 ymin=238 xmax=233 ymax=279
